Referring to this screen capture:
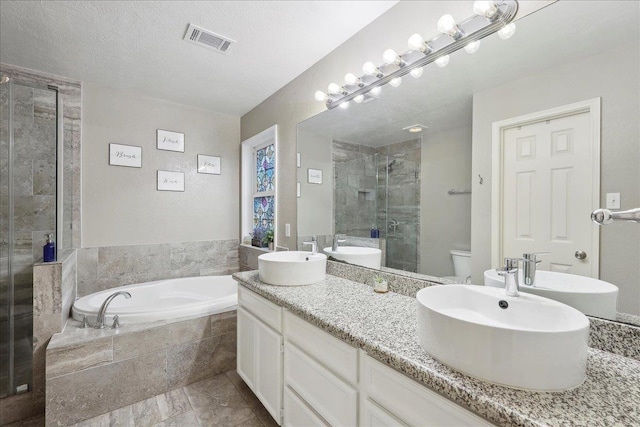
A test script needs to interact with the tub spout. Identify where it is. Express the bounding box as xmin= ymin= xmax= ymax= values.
xmin=95 ymin=291 xmax=131 ymax=329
